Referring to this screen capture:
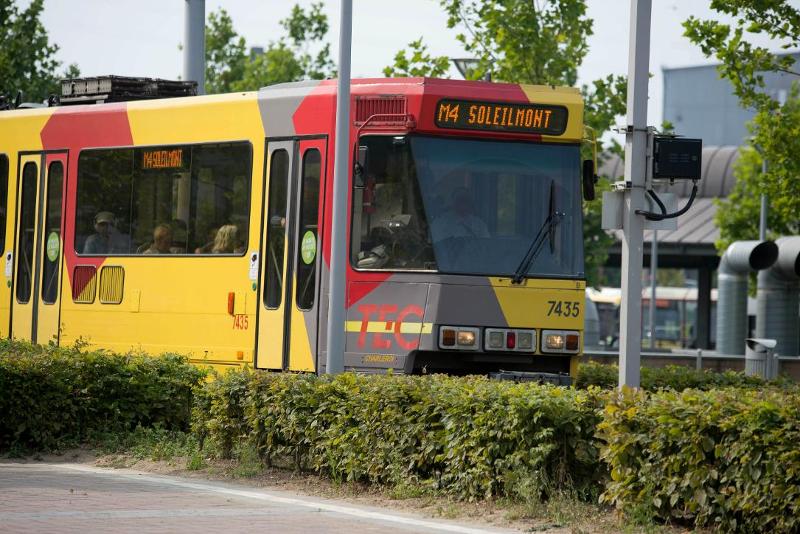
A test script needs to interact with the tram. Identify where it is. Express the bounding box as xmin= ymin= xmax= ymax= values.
xmin=0 ymin=76 xmax=591 ymax=380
